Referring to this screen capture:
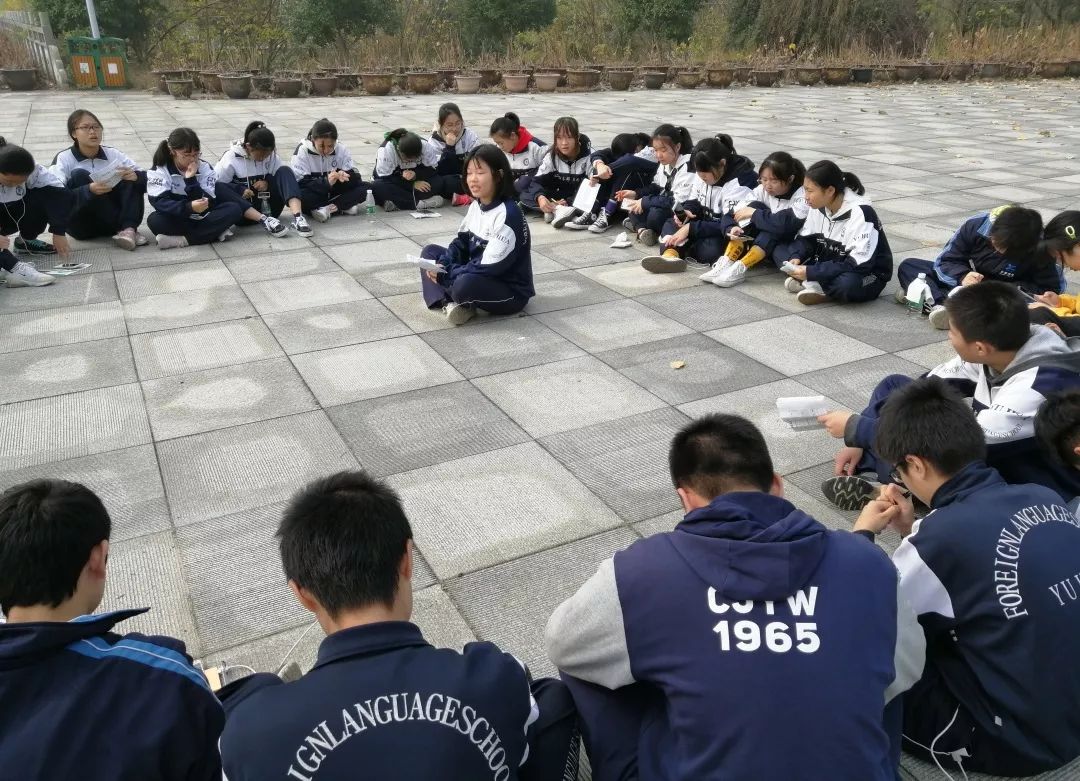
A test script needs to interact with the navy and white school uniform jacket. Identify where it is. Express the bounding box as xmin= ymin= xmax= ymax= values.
xmin=788 ymin=188 xmax=893 ymax=283
xmin=147 ymin=159 xmax=219 ymax=220
xmin=373 ymin=138 xmax=441 ymax=182
xmin=0 ymin=163 xmax=70 ymax=235
xmin=680 ymin=157 xmax=760 ymax=240
xmin=934 ymin=206 xmax=1066 ymax=294
xmin=50 ymin=143 xmax=145 ymax=209
xmin=289 ymin=139 xmax=359 ymax=182
xmin=726 ymin=182 xmax=810 ymax=238
xmin=215 ymin=140 xmax=285 ymax=188
xmin=220 ymin=621 xmax=543 ymax=781
xmin=533 ymin=135 xmax=593 ymax=202
xmin=892 ymin=462 xmax=1080 ymax=772
xmin=437 ymin=197 xmax=534 ymax=300
xmin=847 ymin=326 xmax=1080 ymax=502
xmin=546 ymin=492 xmax=925 ymax=781
xmin=501 ymin=127 xmax=547 ymax=179
xmin=0 ymin=608 xmax=224 ymax=780
xmin=430 ymin=126 xmax=481 ymax=171
xmin=638 ymin=153 xmax=695 ymax=213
